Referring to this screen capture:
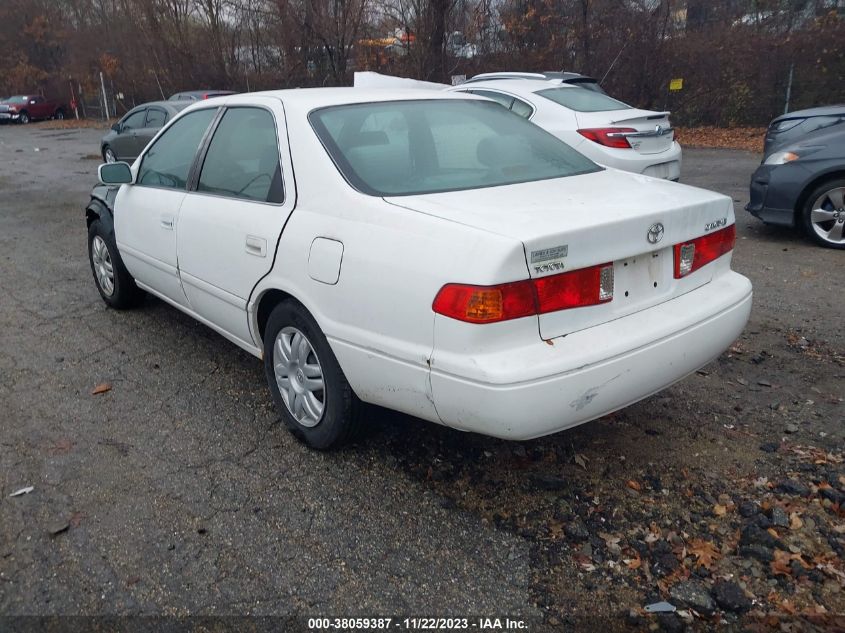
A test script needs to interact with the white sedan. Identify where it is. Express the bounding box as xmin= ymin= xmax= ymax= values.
xmin=86 ymin=89 xmax=751 ymax=449
xmin=449 ymin=78 xmax=683 ymax=180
